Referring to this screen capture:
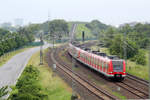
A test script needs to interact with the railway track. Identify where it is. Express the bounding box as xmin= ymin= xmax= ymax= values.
xmin=115 ymin=81 xmax=148 ymax=99
xmin=80 ymin=42 xmax=149 ymax=99
xmin=66 ymin=43 xmax=149 ymax=99
xmin=127 ymin=73 xmax=149 ymax=86
xmin=50 ymin=47 xmax=119 ymax=100
xmin=47 ymin=42 xmax=149 ymax=99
